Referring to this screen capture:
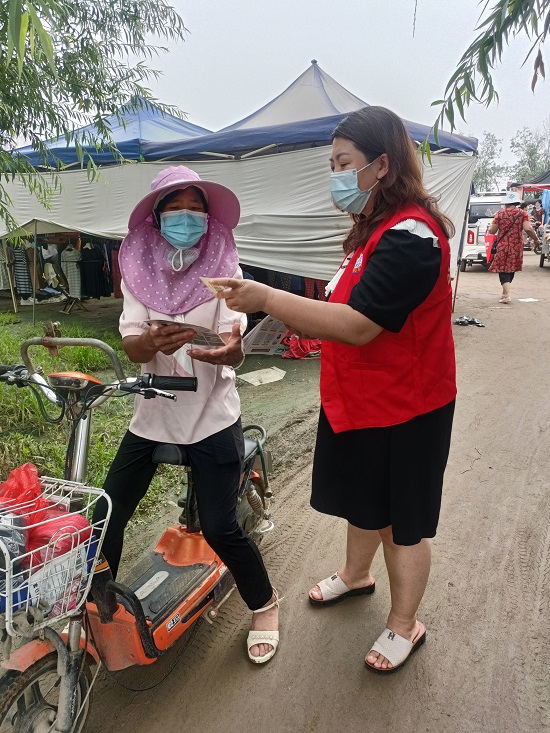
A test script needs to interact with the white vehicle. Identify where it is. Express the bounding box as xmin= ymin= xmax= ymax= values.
xmin=461 ymin=193 xmax=505 ymax=271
